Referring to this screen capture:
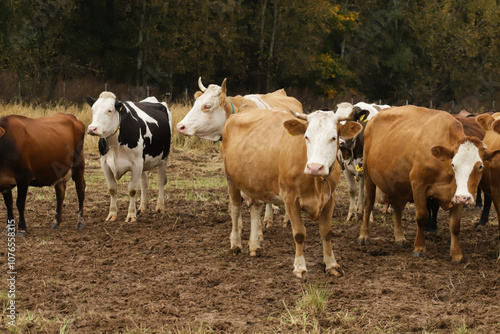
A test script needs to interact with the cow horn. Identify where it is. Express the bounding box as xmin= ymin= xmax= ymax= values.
xmin=290 ymin=109 xmax=308 ymax=120
xmin=198 ymin=77 xmax=207 ymax=92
